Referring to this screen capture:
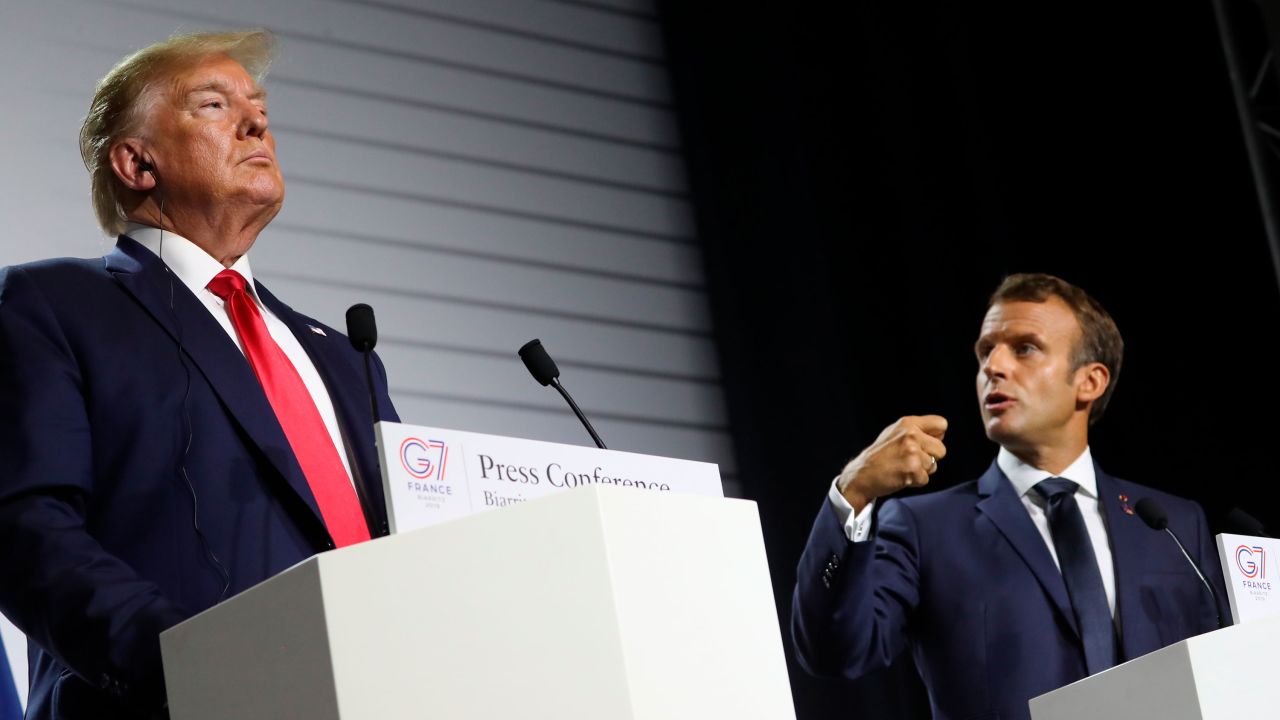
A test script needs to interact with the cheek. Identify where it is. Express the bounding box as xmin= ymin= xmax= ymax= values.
xmin=1038 ymin=376 xmax=1075 ymax=411
xmin=192 ymin=146 xmax=222 ymax=167
xmin=183 ymin=134 xmax=227 ymax=172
